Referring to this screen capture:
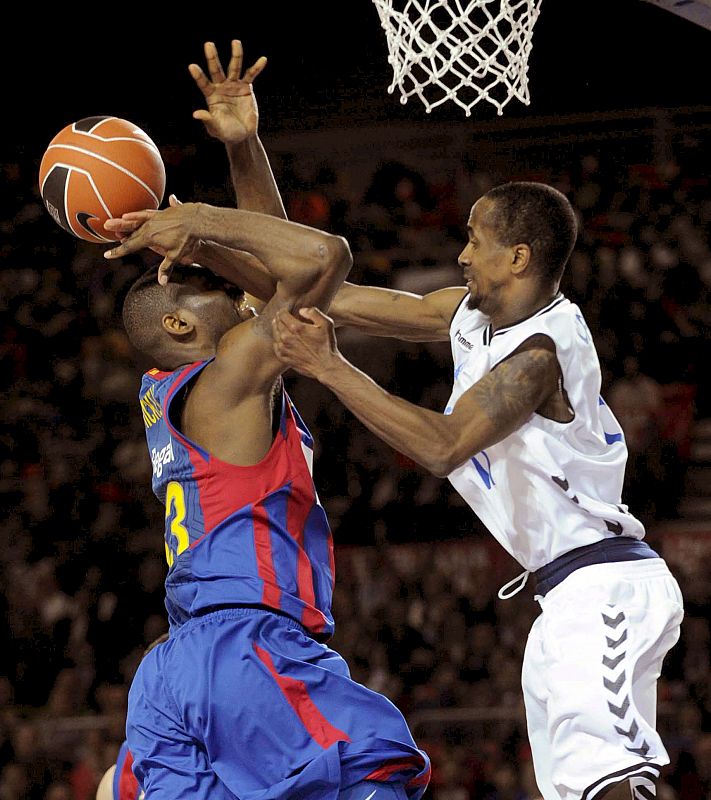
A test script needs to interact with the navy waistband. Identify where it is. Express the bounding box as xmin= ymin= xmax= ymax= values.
xmin=533 ymin=537 xmax=660 ymax=597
